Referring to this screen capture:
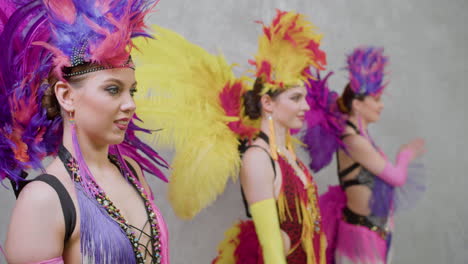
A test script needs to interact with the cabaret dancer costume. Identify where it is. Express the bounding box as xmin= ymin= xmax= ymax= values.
xmin=302 ymin=47 xmax=425 ymax=264
xmin=132 ymin=9 xmax=327 ymax=264
xmin=0 ymin=1 xmax=170 ymax=263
